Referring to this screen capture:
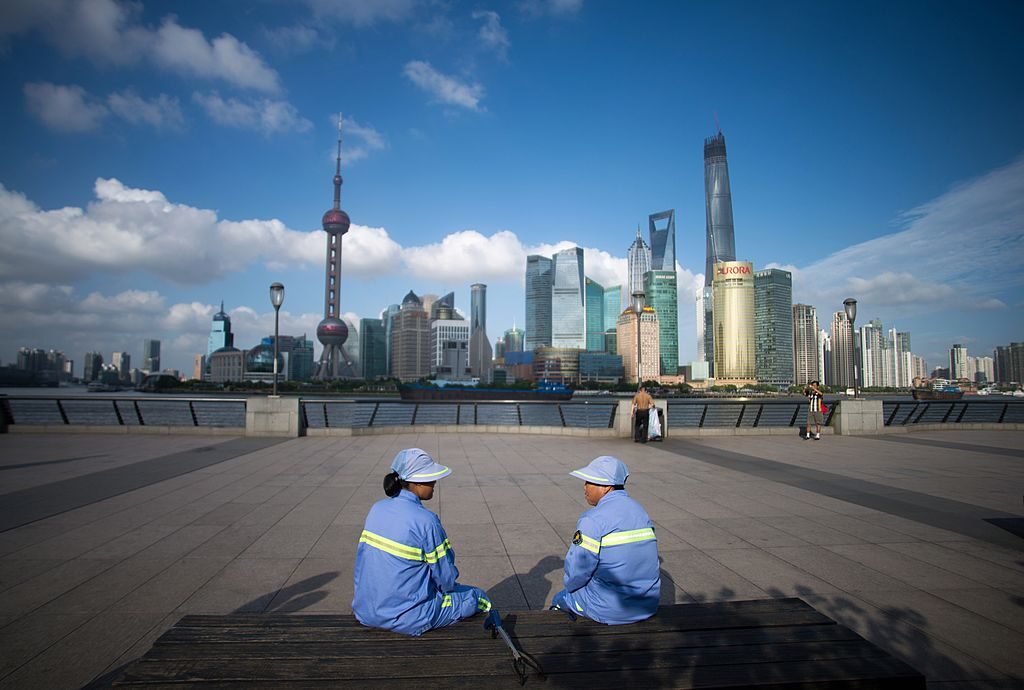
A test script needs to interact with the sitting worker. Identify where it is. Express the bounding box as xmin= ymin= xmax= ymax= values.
xmin=352 ymin=448 xmax=491 ymax=636
xmin=551 ymin=456 xmax=660 ymax=624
